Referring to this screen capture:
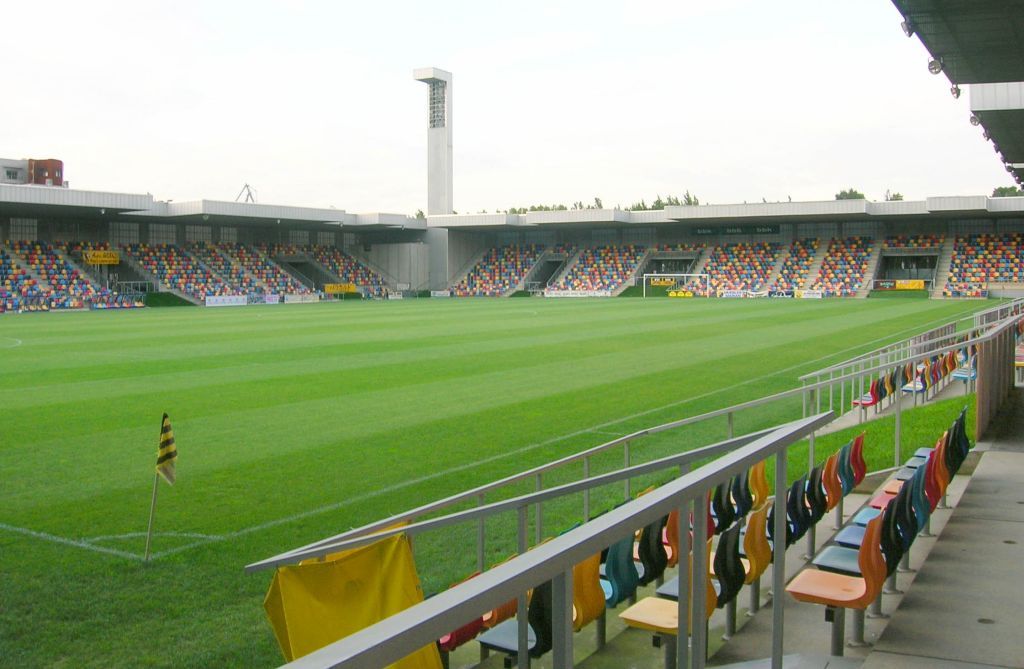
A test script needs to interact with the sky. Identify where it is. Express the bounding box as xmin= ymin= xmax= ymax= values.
xmin=2 ymin=0 xmax=1012 ymax=214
